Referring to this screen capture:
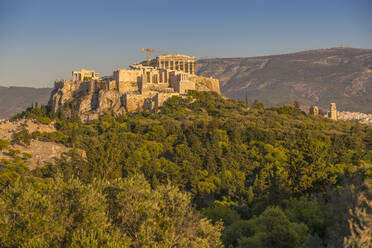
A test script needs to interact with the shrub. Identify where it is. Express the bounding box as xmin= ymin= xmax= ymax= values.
xmin=22 ymin=152 xmax=32 ymax=159
xmin=36 ymin=117 xmax=52 ymax=125
xmin=11 ymin=125 xmax=31 ymax=146
xmin=0 ymin=139 xmax=9 ymax=151
xmin=8 ymin=149 xmax=21 ymax=156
